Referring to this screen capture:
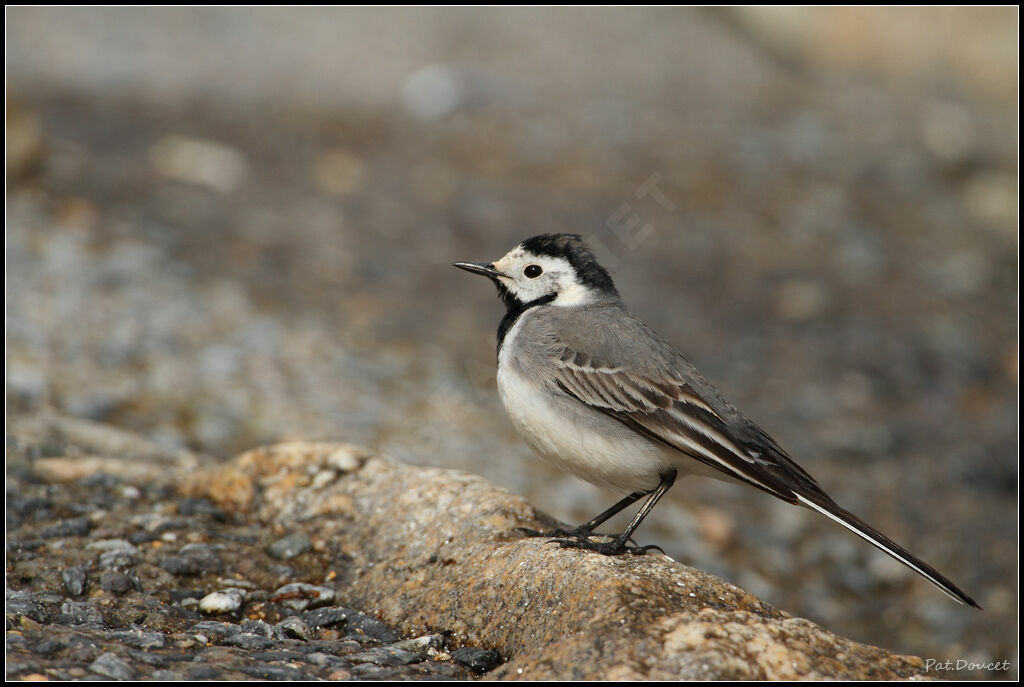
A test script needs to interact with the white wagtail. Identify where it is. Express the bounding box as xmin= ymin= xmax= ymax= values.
xmin=455 ymin=233 xmax=979 ymax=608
